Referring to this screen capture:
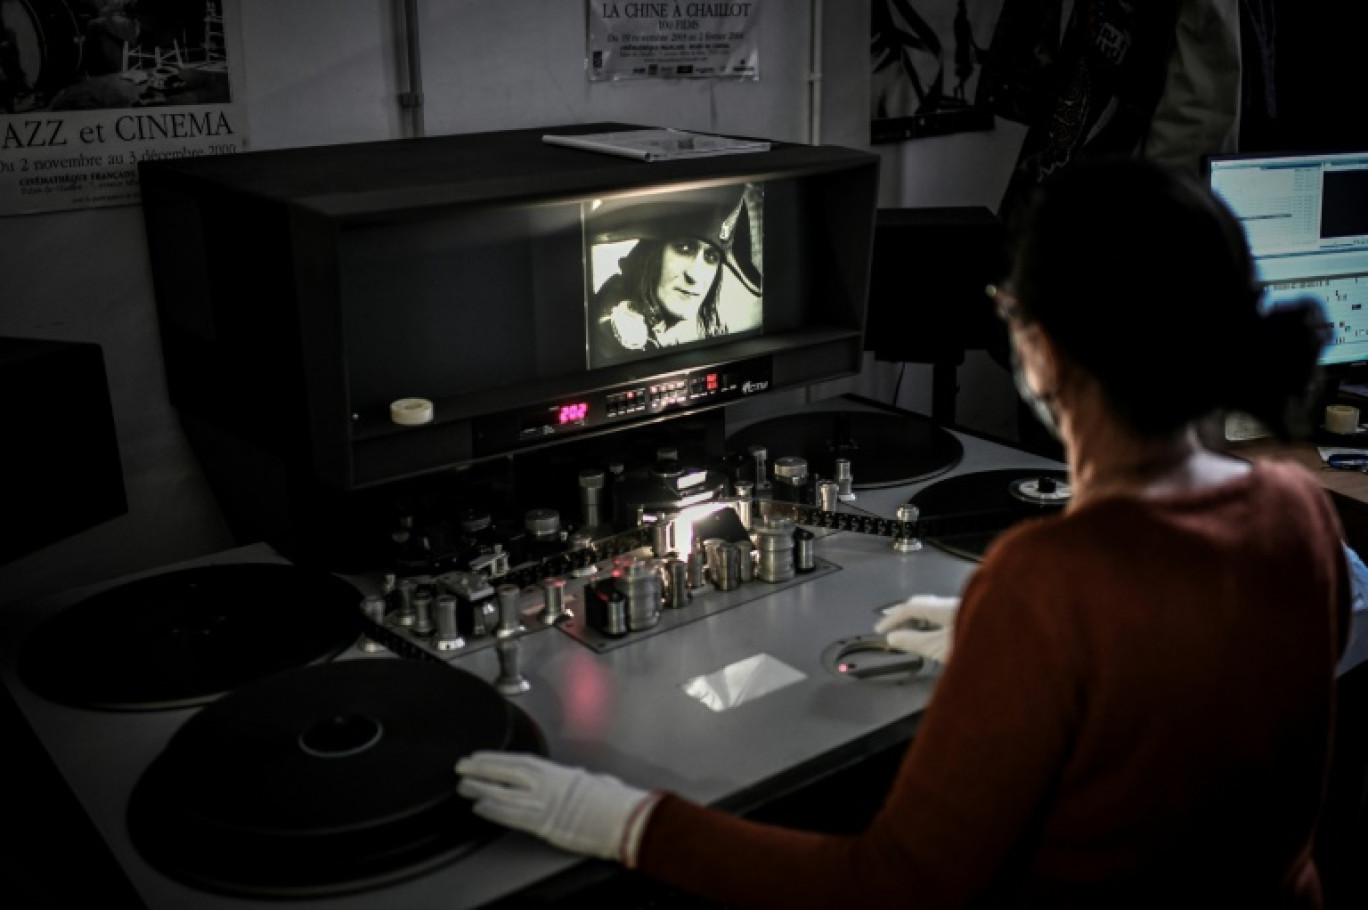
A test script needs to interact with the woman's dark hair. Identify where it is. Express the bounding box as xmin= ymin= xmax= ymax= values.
xmin=615 ymin=238 xmax=725 ymax=339
xmin=1005 ymin=155 xmax=1329 ymax=440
